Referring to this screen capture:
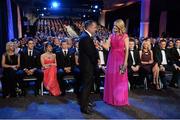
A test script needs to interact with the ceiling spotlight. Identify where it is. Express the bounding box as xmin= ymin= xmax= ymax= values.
xmin=94 ymin=5 xmax=98 ymax=9
xmin=44 ymin=7 xmax=47 ymax=10
xmin=41 ymin=13 xmax=44 ymax=16
xmin=93 ymin=9 xmax=96 ymax=12
xmin=83 ymin=14 xmax=86 ymax=18
xmin=52 ymin=1 xmax=60 ymax=8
